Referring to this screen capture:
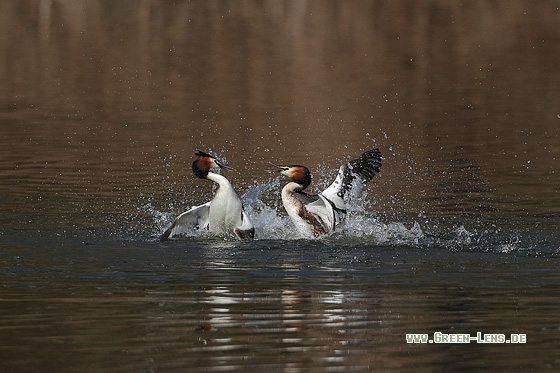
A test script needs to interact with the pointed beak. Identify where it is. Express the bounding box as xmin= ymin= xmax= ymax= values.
xmin=266 ymin=162 xmax=286 ymax=173
xmin=216 ymin=160 xmax=235 ymax=172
